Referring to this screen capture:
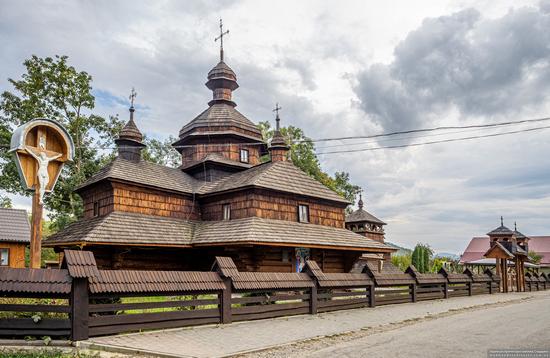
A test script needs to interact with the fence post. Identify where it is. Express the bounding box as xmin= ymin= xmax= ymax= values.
xmin=443 ymin=282 xmax=449 ymax=299
xmin=309 ymin=285 xmax=318 ymax=314
xmin=488 ymin=281 xmax=493 ymax=294
xmin=70 ymin=278 xmax=89 ymax=341
xmin=368 ymin=284 xmax=376 ymax=307
xmin=220 ymin=278 xmax=232 ymax=324
xmin=468 ymin=281 xmax=473 ymax=296
xmin=410 ymin=284 xmax=417 ymax=303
